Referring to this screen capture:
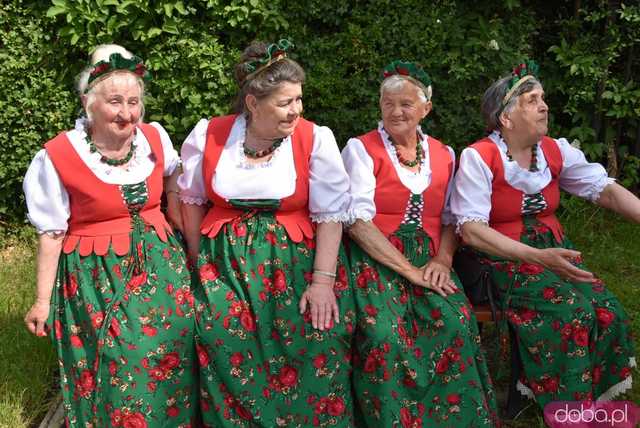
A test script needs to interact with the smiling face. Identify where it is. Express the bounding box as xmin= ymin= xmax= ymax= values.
xmin=246 ymin=81 xmax=303 ymax=140
xmin=380 ymin=80 xmax=431 ymax=139
xmin=84 ymin=72 xmax=143 ymax=142
xmin=503 ymin=84 xmax=549 ymax=141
